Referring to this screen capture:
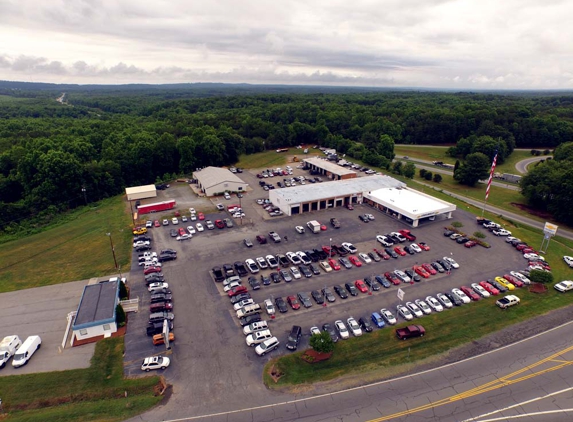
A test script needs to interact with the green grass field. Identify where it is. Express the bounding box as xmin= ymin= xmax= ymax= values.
xmin=235 ymin=148 xmax=320 ymax=169
xmin=0 ymin=337 xmax=163 ymax=421
xmin=0 ymin=196 xmax=134 ymax=293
